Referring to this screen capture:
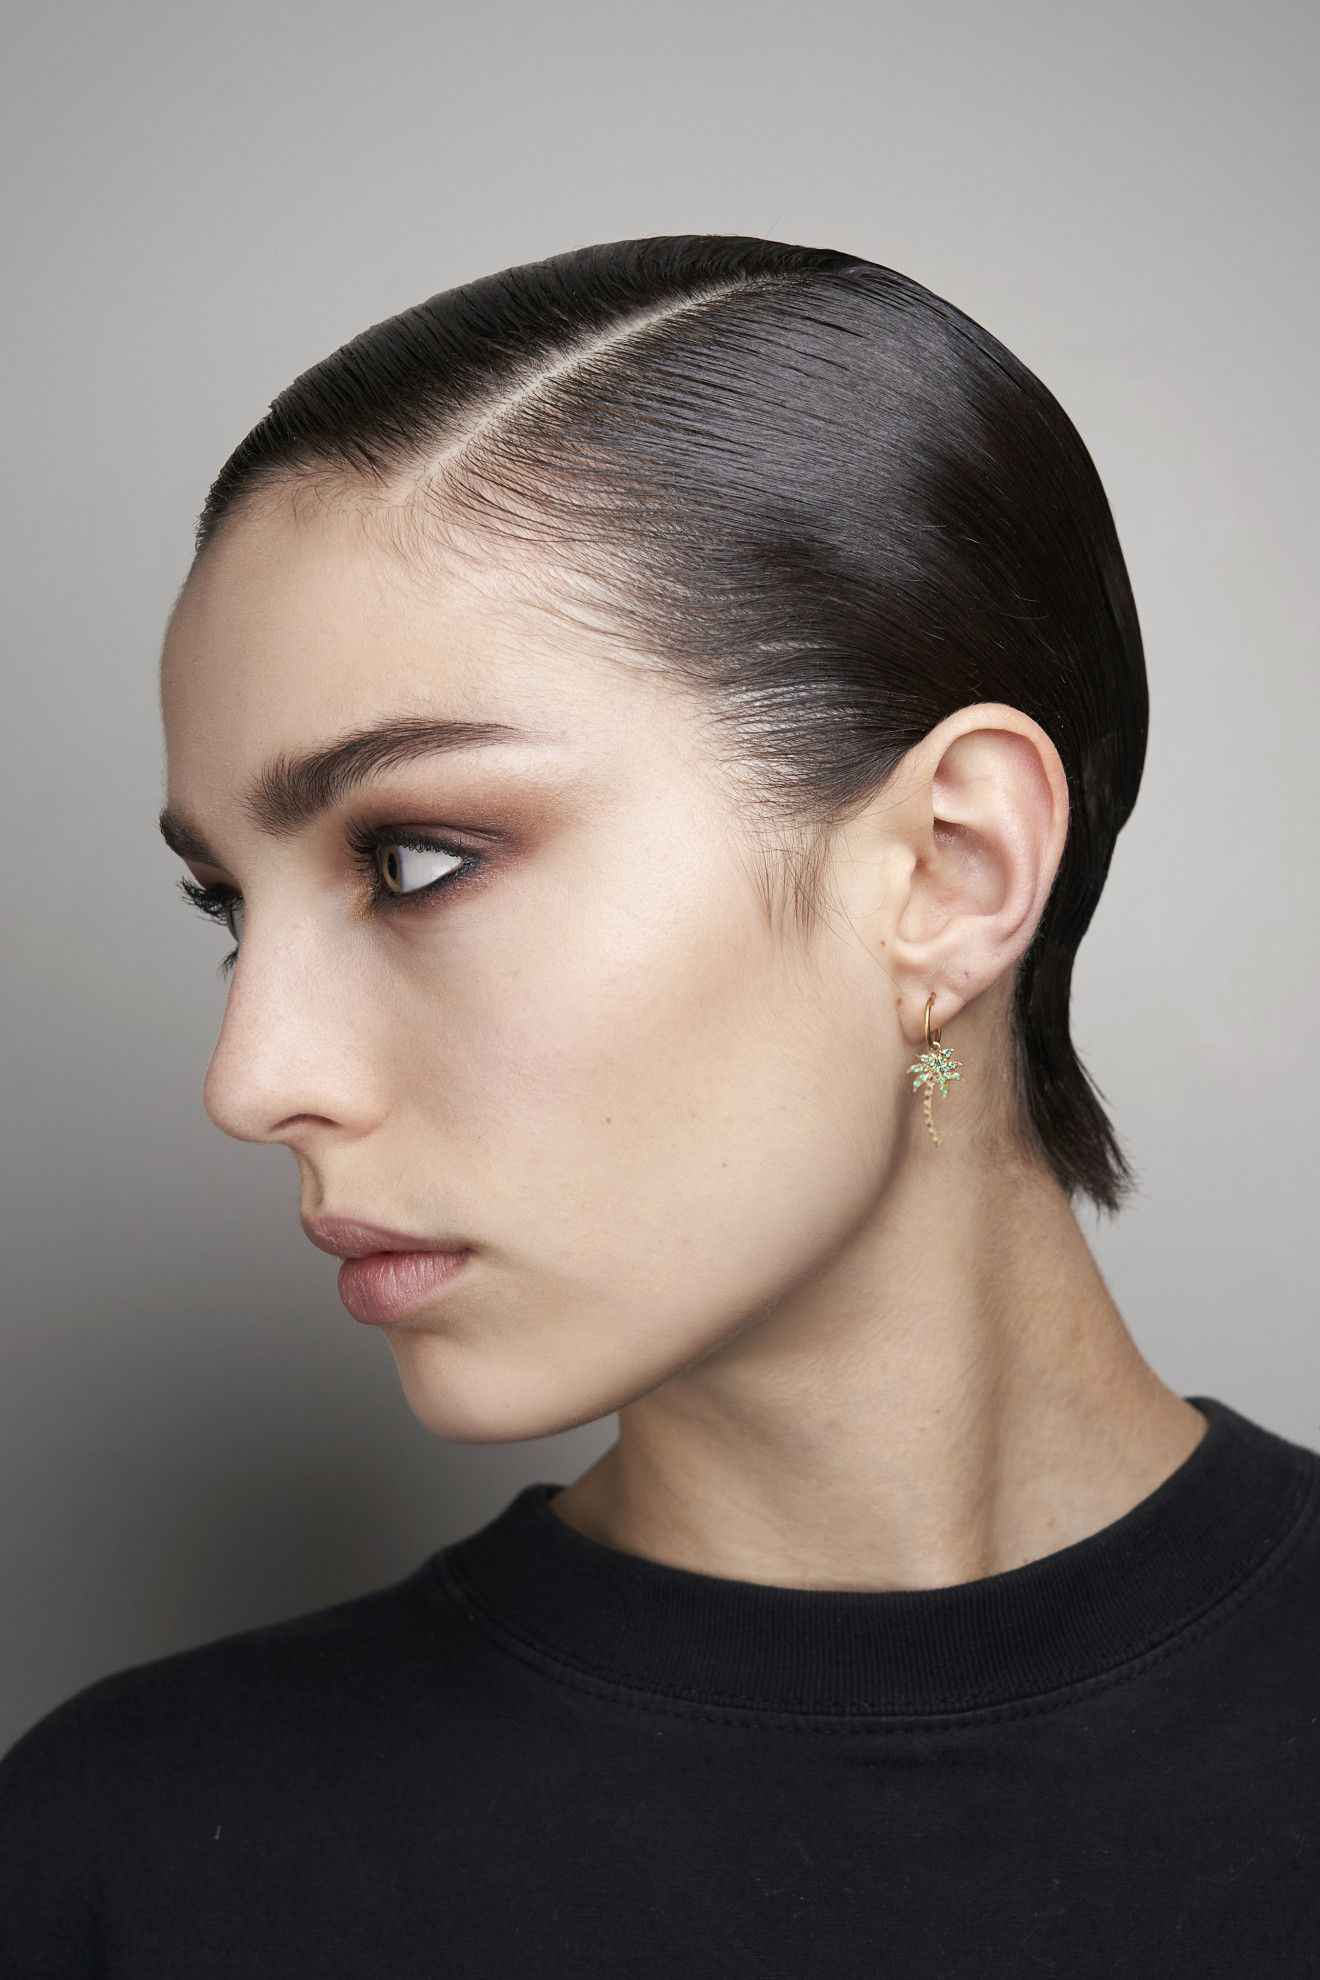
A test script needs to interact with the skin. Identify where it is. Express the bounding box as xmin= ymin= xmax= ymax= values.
xmin=160 ymin=489 xmax=1206 ymax=1595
